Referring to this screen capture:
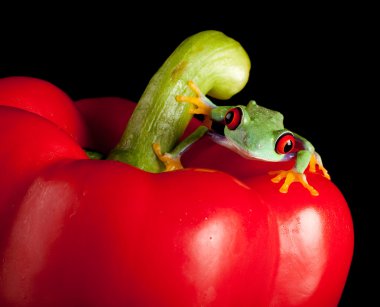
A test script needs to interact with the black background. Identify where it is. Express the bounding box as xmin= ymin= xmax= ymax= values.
xmin=1 ymin=8 xmax=366 ymax=306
